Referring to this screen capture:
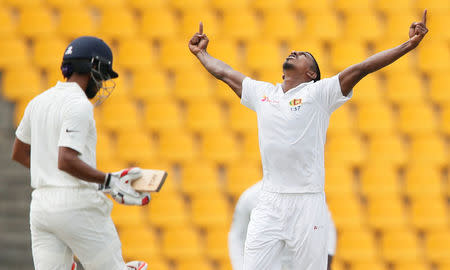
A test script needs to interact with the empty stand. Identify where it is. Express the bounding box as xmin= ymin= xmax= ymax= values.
xmin=380 ymin=229 xmax=422 ymax=263
xmin=360 ymin=165 xmax=401 ymax=197
xmin=410 ymin=196 xmax=449 ymax=231
xmin=225 ymin=161 xmax=262 ymax=197
xmin=181 ymin=161 xmax=221 ymax=196
xmin=18 ymin=6 xmax=55 ymax=38
xmin=337 ymin=229 xmax=378 ymax=262
xmin=147 ymin=191 xmax=190 ymax=228
xmin=162 ymin=226 xmax=204 ymax=260
xmin=366 ymin=134 xmax=407 ymax=168
xmin=144 ymin=99 xmax=184 ymax=132
xmin=191 ymin=192 xmax=231 ymax=228
xmin=116 ymin=38 xmax=154 ymax=71
xmin=185 ymin=99 xmax=224 ymax=131
xmin=58 ymin=7 xmax=96 ymax=39
xmin=404 ymin=166 xmax=444 ymax=198
xmin=98 ymin=8 xmax=137 ymax=40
